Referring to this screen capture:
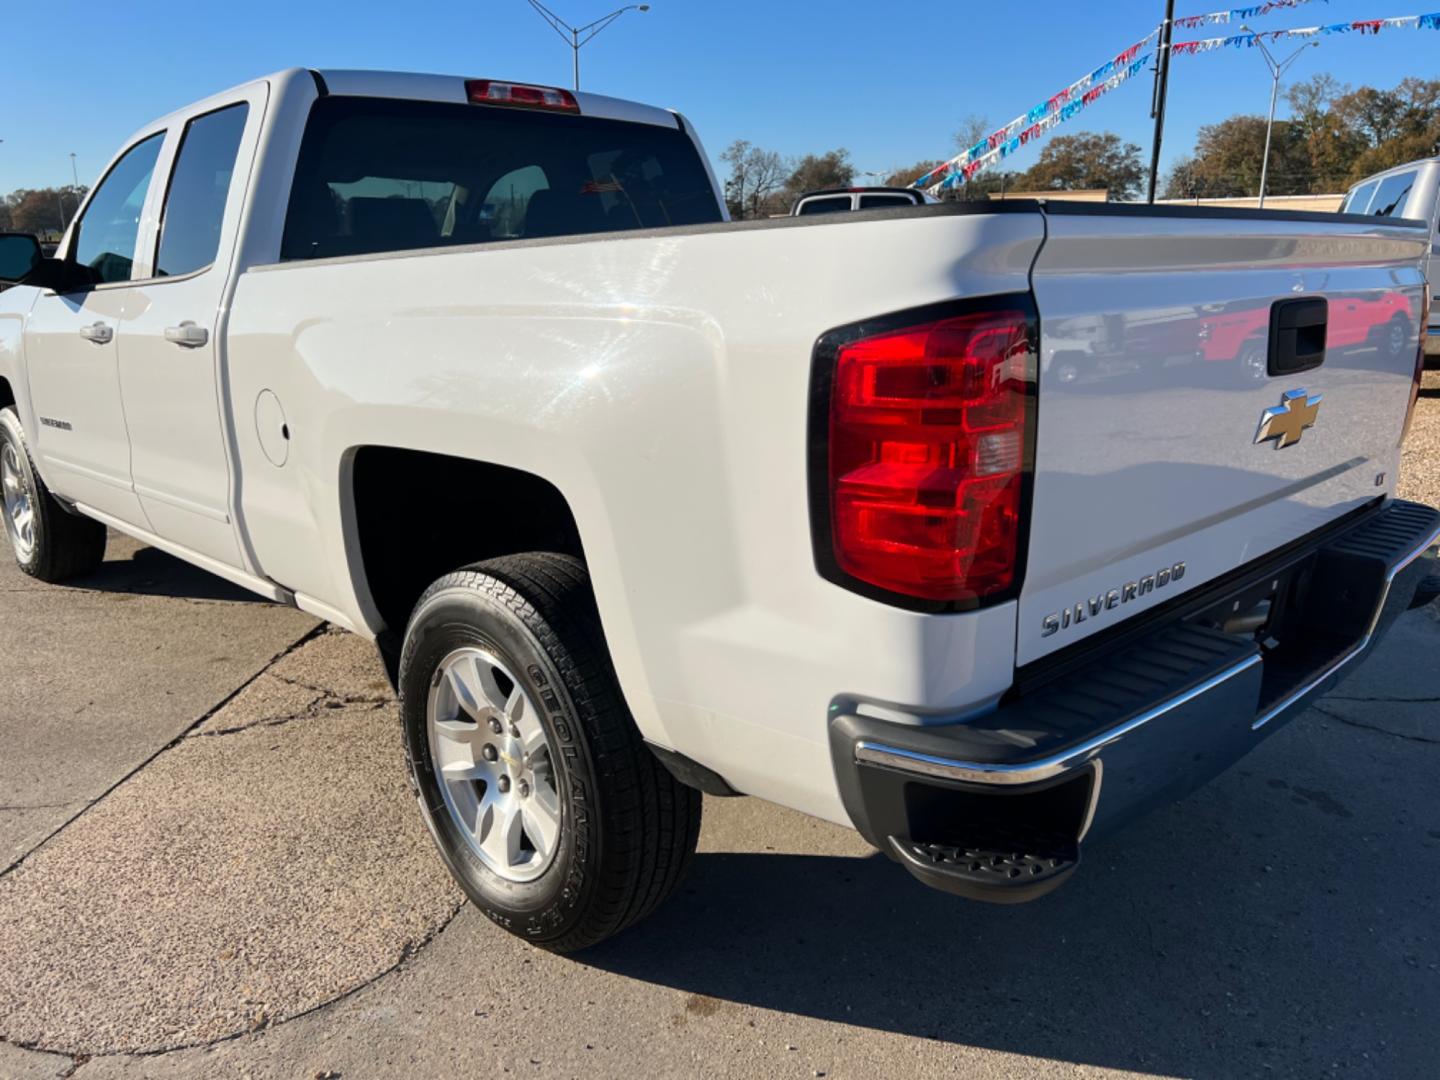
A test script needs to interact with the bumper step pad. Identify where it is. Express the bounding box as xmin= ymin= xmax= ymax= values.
xmin=888 ymin=829 xmax=1079 ymax=904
